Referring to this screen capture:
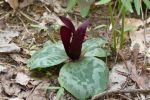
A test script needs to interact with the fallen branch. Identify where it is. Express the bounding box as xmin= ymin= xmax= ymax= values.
xmin=91 ymin=89 xmax=150 ymax=100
